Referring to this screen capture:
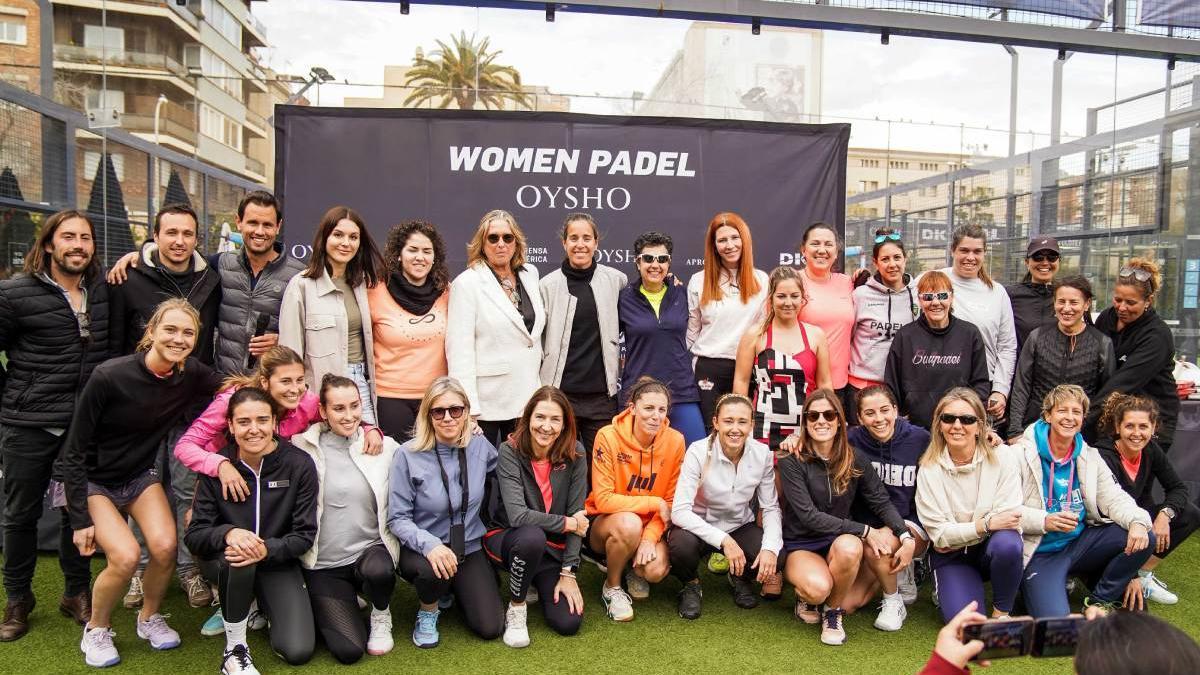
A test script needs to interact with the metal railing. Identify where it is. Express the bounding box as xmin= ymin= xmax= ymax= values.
xmin=54 ymin=44 xmax=188 ymax=79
